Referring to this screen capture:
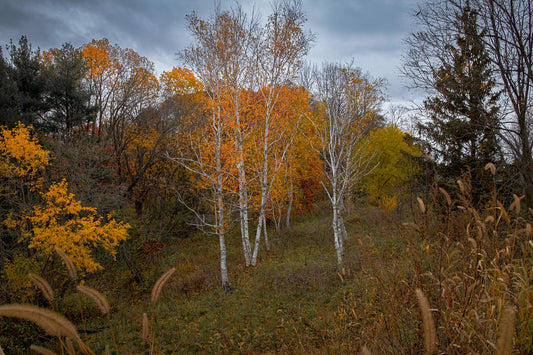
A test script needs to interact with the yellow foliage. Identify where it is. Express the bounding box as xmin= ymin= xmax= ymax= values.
xmin=24 ymin=180 xmax=129 ymax=273
xmin=0 ymin=123 xmax=49 ymax=186
xmin=360 ymin=126 xmax=421 ymax=209
xmin=160 ymin=67 xmax=203 ymax=96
